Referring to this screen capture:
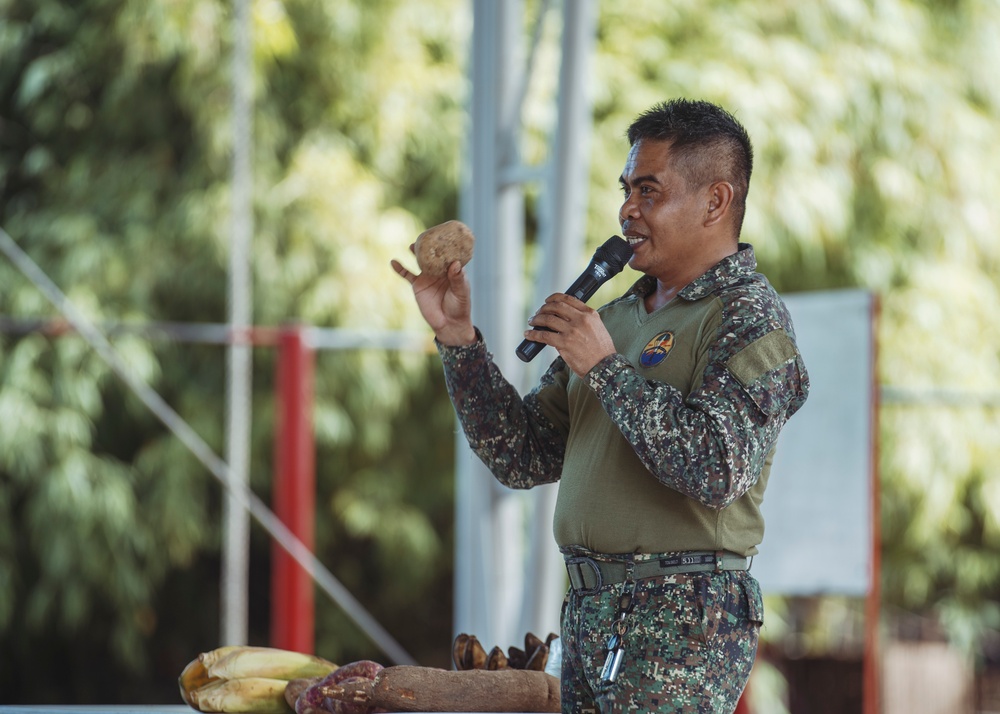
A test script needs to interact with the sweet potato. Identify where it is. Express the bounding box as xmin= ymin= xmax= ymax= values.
xmin=285 ymin=677 xmax=322 ymax=710
xmin=331 ymin=661 xmax=385 ymax=683
xmin=295 ymin=662 xmax=385 ymax=714
xmin=320 ymin=665 xmax=561 ymax=713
